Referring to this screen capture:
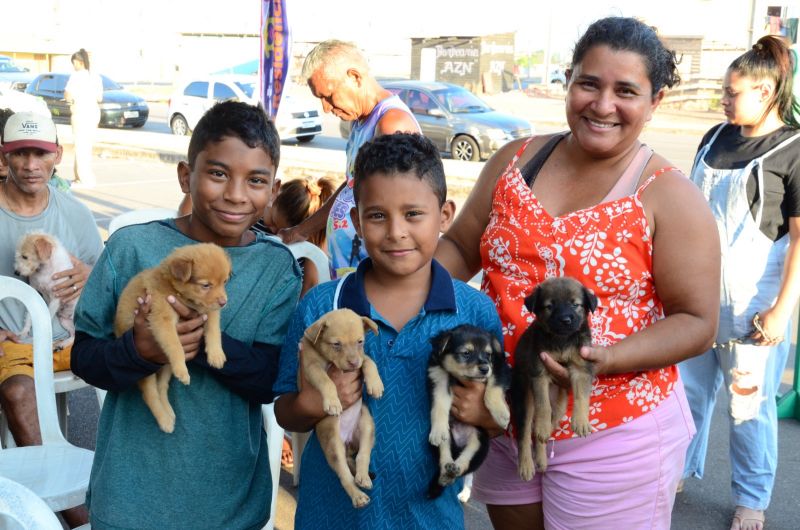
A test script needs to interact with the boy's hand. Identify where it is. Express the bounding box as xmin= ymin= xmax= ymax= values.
xmin=132 ymin=294 xmax=207 ymax=364
xmin=296 ymin=344 xmax=363 ymax=421
xmin=52 ymin=255 xmax=91 ymax=303
xmin=0 ymin=329 xmax=21 ymax=357
xmin=451 ymin=380 xmax=501 ymax=431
